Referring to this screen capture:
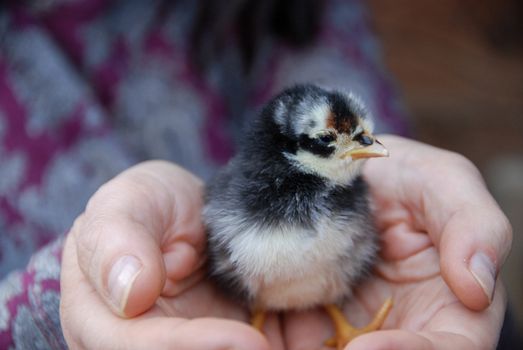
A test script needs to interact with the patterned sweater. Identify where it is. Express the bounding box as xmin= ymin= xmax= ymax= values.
xmin=0 ymin=0 xmax=408 ymax=347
